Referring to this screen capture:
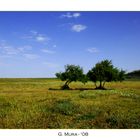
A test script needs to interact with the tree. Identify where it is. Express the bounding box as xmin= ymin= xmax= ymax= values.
xmin=87 ymin=60 xmax=125 ymax=89
xmin=56 ymin=64 xmax=85 ymax=89
xmin=118 ymin=69 xmax=126 ymax=82
xmin=126 ymin=70 xmax=140 ymax=79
